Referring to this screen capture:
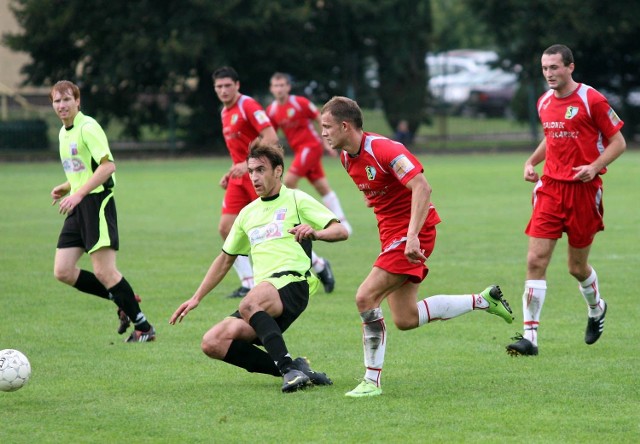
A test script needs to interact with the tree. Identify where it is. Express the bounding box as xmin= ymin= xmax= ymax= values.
xmin=465 ymin=0 xmax=640 ymax=139
xmin=3 ymin=0 xmax=434 ymax=149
